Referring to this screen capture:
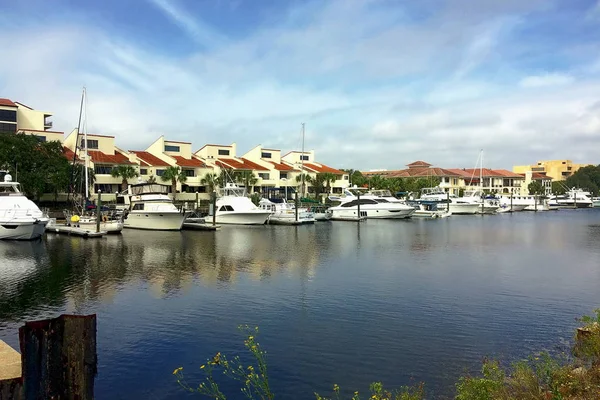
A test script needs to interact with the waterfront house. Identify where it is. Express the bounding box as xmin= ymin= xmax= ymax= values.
xmin=281 ymin=150 xmax=349 ymax=194
xmin=513 ymin=160 xmax=591 ymax=181
xmin=521 ymin=171 xmax=553 ymax=195
xmin=0 ymin=98 xmax=53 ymax=134
xmin=241 ymin=145 xmax=300 ymax=197
xmin=447 ymin=168 xmax=525 ymax=195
